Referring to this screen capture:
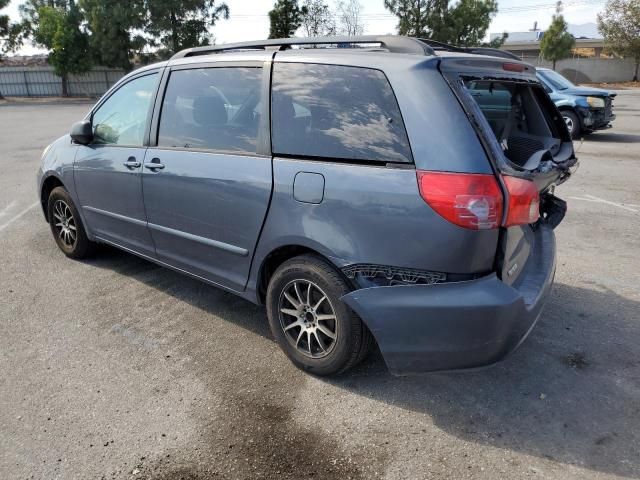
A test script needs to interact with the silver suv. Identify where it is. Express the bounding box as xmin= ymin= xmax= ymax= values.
xmin=37 ymin=36 xmax=576 ymax=376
